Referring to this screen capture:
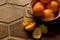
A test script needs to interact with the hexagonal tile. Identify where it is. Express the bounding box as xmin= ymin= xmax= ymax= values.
xmin=0 ymin=4 xmax=23 ymax=23
xmin=2 ymin=36 xmax=25 ymax=40
xmin=0 ymin=23 xmax=8 ymax=38
xmin=10 ymin=20 xmax=29 ymax=38
xmin=26 ymin=38 xmax=33 ymax=40
xmin=8 ymin=0 xmax=32 ymax=6
xmin=0 ymin=0 xmax=6 ymax=5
